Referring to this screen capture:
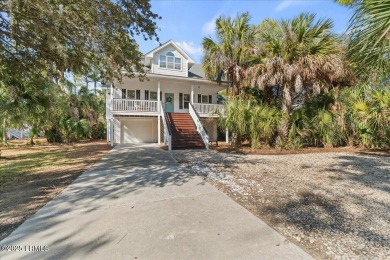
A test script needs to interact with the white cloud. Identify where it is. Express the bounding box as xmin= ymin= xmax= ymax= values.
xmin=202 ymin=16 xmax=218 ymax=35
xmin=176 ymin=41 xmax=203 ymax=57
xmin=275 ymin=0 xmax=307 ymax=12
